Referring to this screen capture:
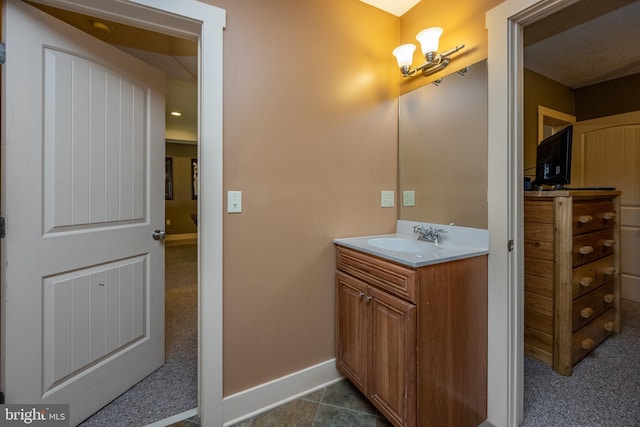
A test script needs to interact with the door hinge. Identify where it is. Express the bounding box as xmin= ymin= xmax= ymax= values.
xmin=508 ymin=239 xmax=514 ymax=252
xmin=0 ymin=43 xmax=5 ymax=65
xmin=0 ymin=217 xmax=5 ymax=238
